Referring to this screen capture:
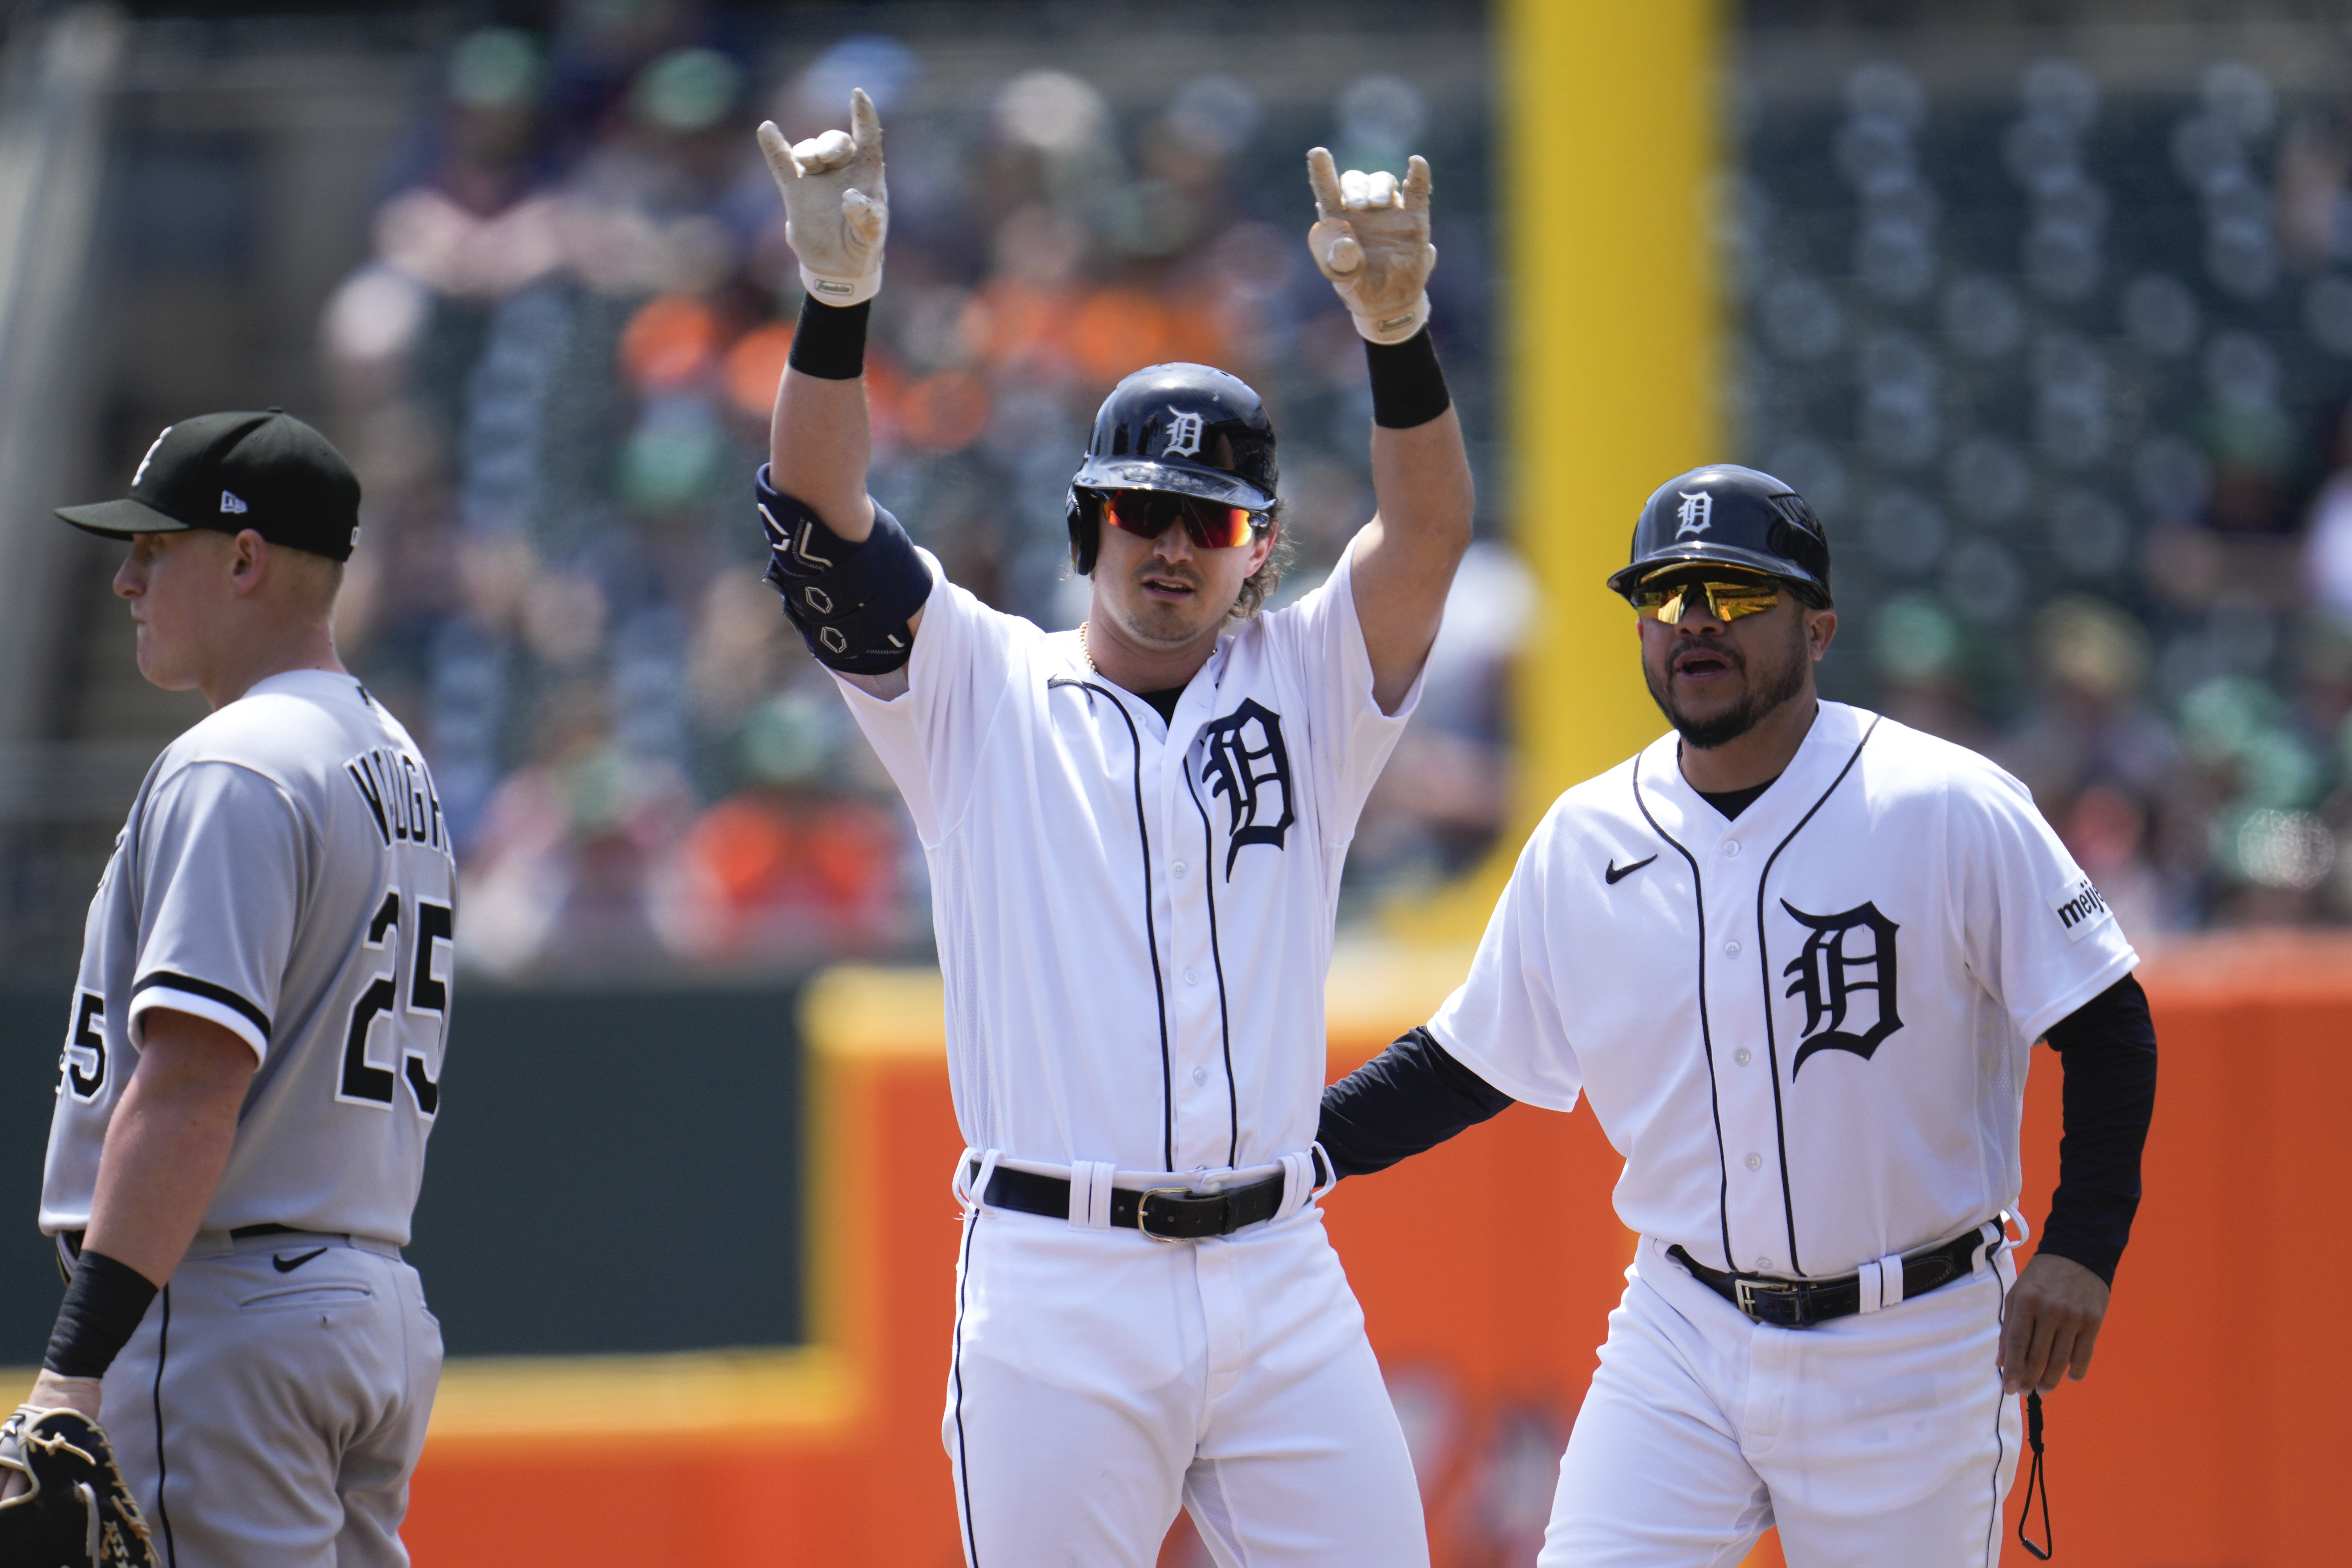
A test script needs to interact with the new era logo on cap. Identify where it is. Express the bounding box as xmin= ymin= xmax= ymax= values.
xmin=54 ymin=409 xmax=362 ymax=562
